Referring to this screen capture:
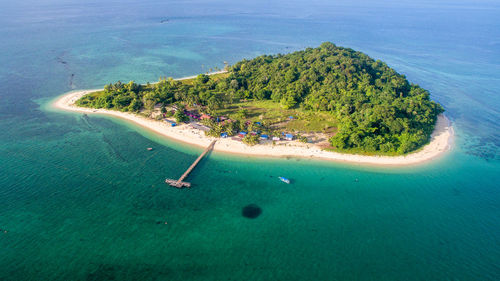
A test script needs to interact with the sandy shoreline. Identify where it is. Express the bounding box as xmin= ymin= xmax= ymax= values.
xmin=52 ymin=89 xmax=454 ymax=166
